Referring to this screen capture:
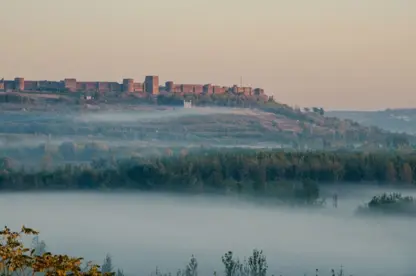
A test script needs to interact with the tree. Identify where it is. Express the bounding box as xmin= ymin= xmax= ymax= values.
xmin=91 ymin=158 xmax=109 ymax=170
xmin=221 ymin=251 xmax=256 ymax=276
xmin=295 ymin=180 xmax=320 ymax=204
xmin=41 ymin=153 xmax=53 ymax=171
xmin=400 ymin=163 xmax=413 ymax=184
xmin=312 ymin=107 xmax=325 ymax=116
xmin=0 ymin=226 xmax=113 ymax=276
xmin=247 ymin=249 xmax=267 ymax=276
xmin=185 ymin=255 xmax=198 ymax=276
xmin=387 ymin=134 xmax=409 ymax=149
xmin=101 ymin=254 xmax=114 ymax=274
xmin=222 ymin=251 xmax=240 ymax=276
xmin=385 ymin=162 xmax=397 ymax=183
